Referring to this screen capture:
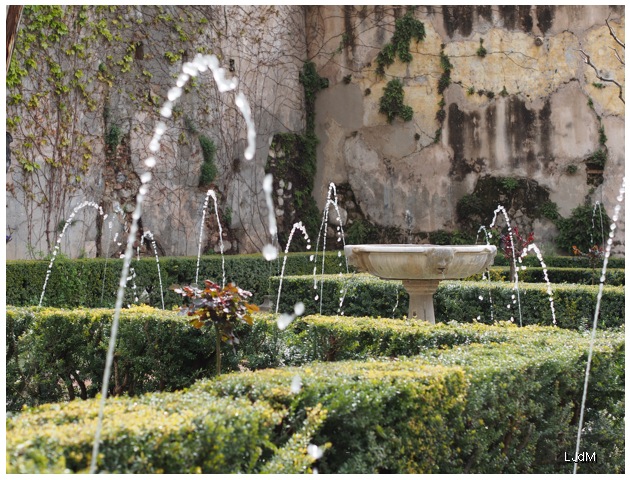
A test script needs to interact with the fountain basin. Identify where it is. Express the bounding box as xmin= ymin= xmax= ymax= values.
xmin=344 ymin=244 xmax=497 ymax=323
